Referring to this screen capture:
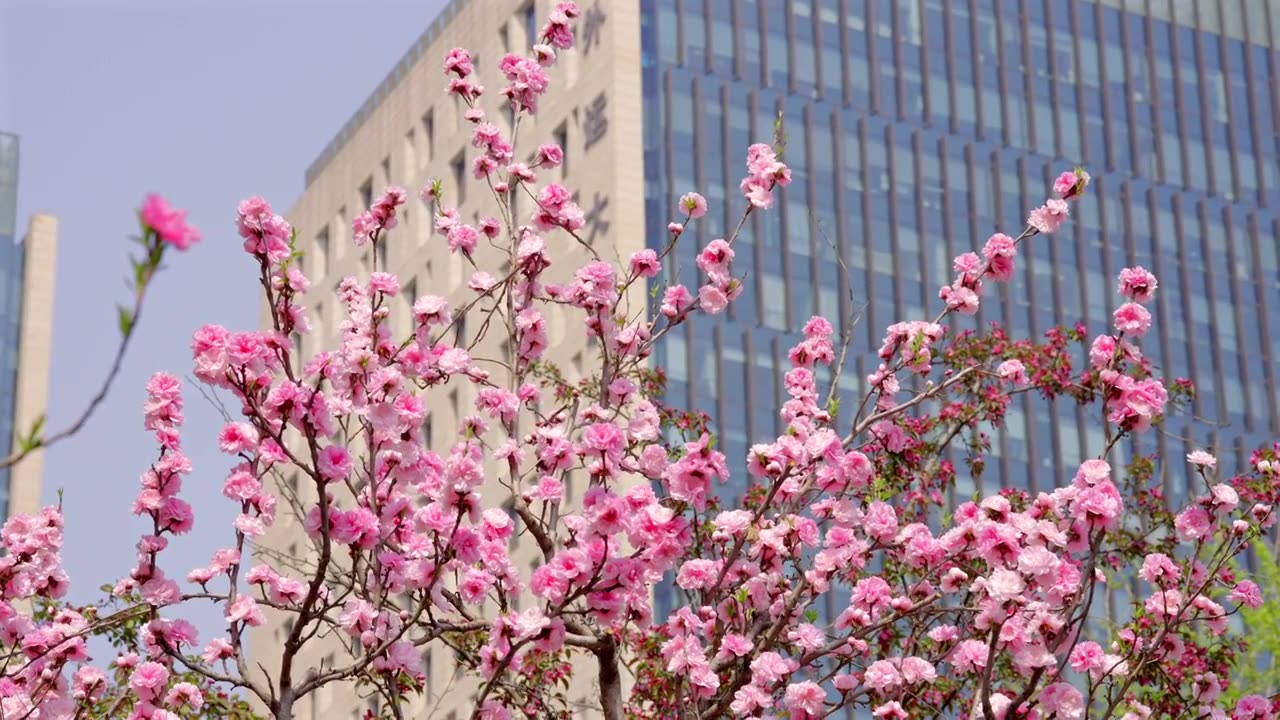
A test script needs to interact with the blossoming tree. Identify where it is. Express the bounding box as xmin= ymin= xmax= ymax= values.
xmin=3 ymin=5 xmax=1279 ymax=719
